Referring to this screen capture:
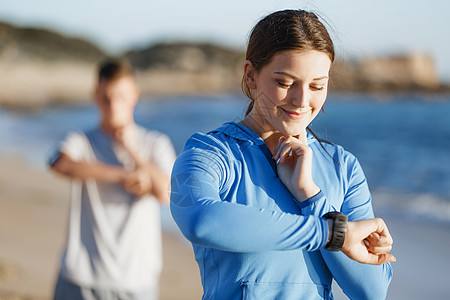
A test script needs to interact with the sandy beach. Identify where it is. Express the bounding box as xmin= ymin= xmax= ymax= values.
xmin=1 ymin=156 xmax=450 ymax=299
xmin=0 ymin=157 xmax=202 ymax=300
